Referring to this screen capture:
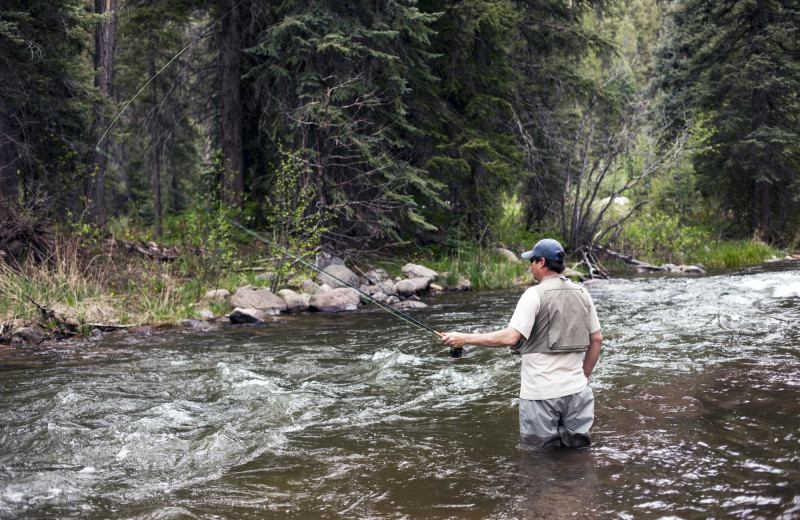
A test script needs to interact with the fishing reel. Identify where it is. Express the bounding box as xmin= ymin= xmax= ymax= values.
xmin=449 ymin=346 xmax=468 ymax=358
